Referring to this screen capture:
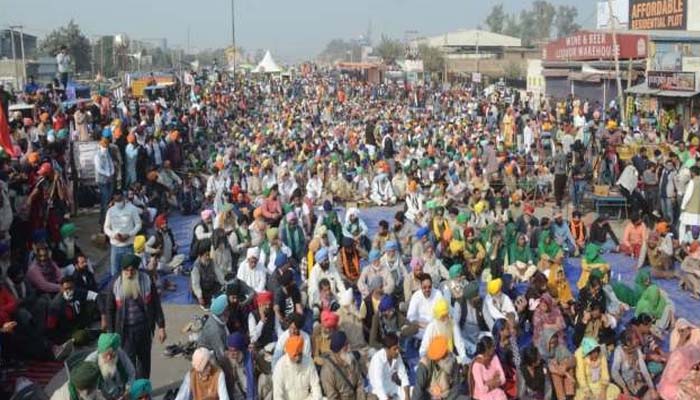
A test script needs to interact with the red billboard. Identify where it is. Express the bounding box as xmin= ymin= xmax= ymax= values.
xmin=543 ymin=31 xmax=649 ymax=62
